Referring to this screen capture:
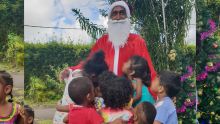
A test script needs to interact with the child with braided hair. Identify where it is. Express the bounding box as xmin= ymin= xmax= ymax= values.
xmin=0 ymin=70 xmax=23 ymax=123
